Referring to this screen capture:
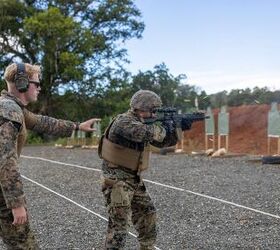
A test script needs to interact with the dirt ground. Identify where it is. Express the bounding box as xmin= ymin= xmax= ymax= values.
xmin=183 ymin=104 xmax=277 ymax=155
